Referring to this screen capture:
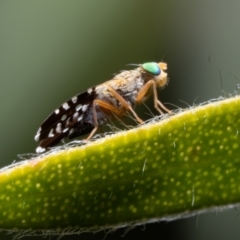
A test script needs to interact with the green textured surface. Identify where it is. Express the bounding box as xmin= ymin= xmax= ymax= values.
xmin=0 ymin=96 xmax=240 ymax=230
